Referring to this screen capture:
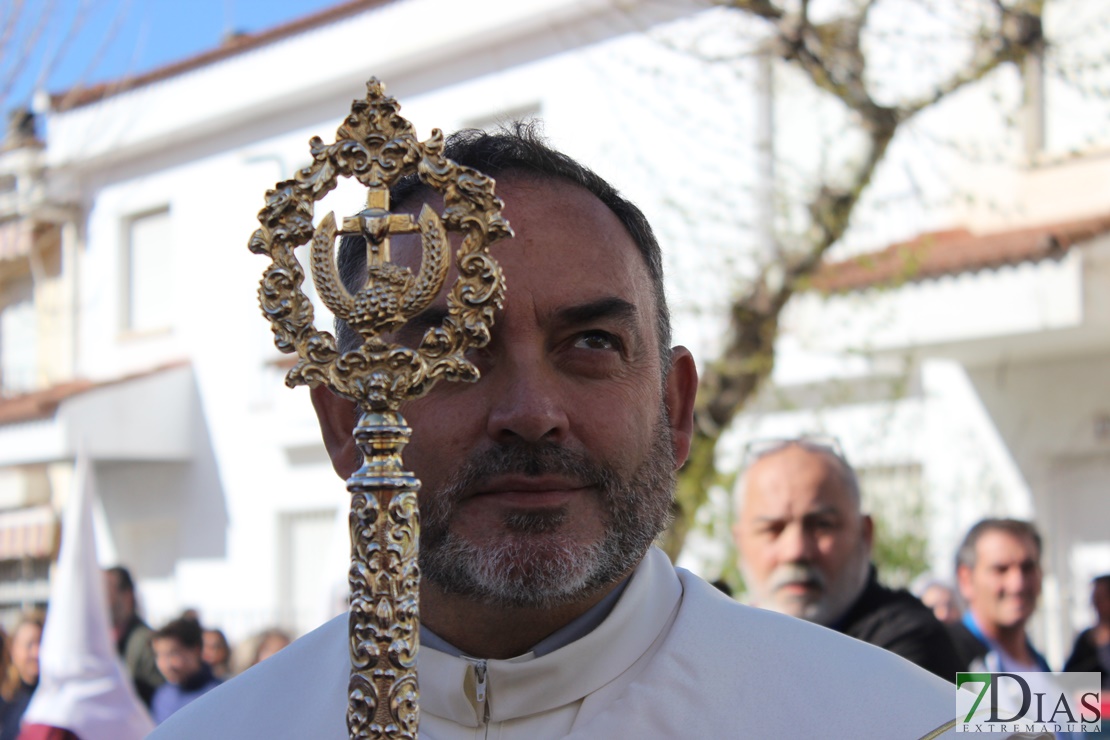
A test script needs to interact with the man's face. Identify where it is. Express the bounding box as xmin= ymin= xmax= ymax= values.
xmin=316 ymin=175 xmax=695 ymax=609
xmin=153 ymin=637 xmax=204 ymax=686
xmin=103 ymin=570 xmax=133 ymax=626
xmin=734 ymin=445 xmax=872 ymax=625
xmin=958 ymin=529 xmax=1041 ymax=632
